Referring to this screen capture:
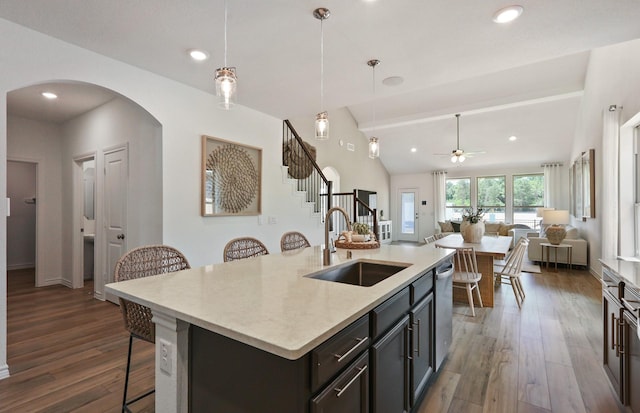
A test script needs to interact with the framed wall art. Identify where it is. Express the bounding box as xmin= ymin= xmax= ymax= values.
xmin=201 ymin=135 xmax=262 ymax=216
